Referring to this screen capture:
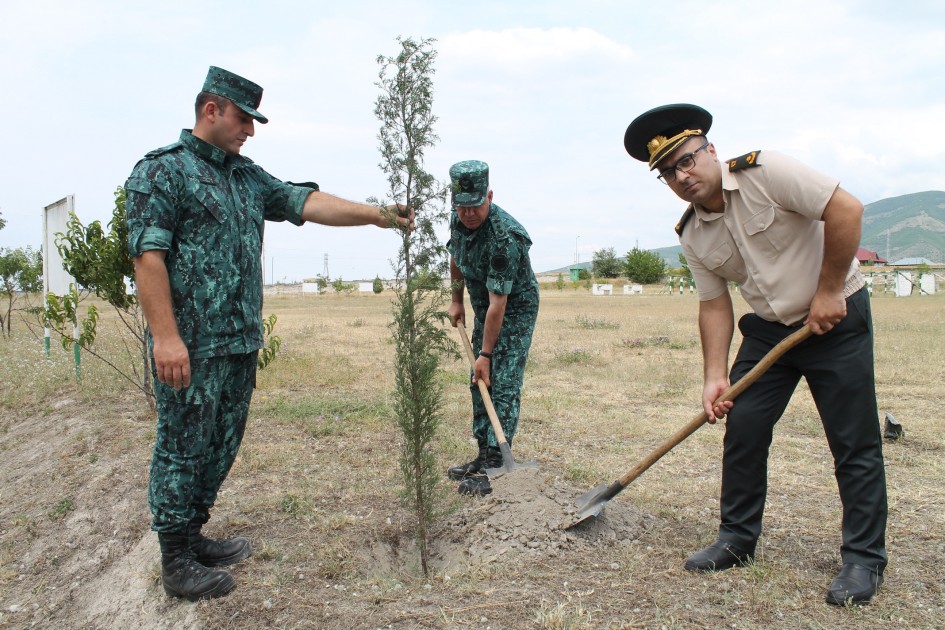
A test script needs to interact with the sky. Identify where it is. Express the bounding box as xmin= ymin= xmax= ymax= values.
xmin=2 ymin=0 xmax=944 ymax=282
